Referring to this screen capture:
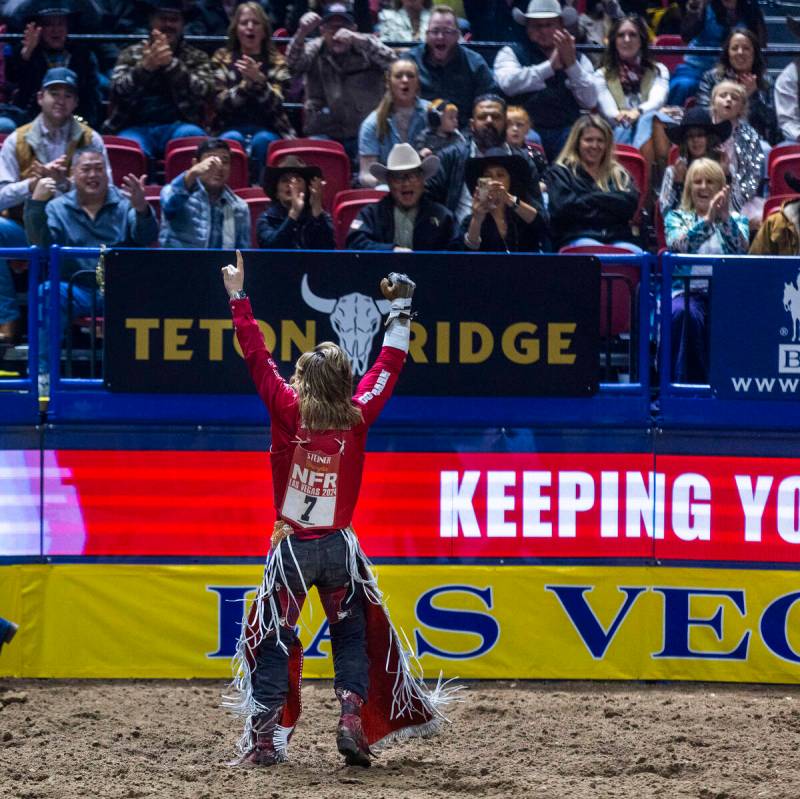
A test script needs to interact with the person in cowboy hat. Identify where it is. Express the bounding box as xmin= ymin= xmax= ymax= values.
xmin=257 ymin=155 xmax=335 ymax=249
xmin=493 ymin=0 xmax=598 ymax=162
xmin=104 ymin=0 xmax=214 ymax=158
xmin=2 ymin=0 xmax=103 ymax=130
xmin=346 ymin=142 xmax=455 ymax=250
xmin=658 ymin=106 xmax=732 ymax=217
xmin=461 ymin=147 xmax=549 ymax=252
xmin=775 ymin=17 xmax=800 ymax=145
